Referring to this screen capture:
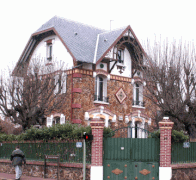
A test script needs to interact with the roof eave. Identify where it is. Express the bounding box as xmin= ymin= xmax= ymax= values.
xmin=13 ymin=27 xmax=77 ymax=75
xmin=96 ymin=25 xmax=147 ymax=65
